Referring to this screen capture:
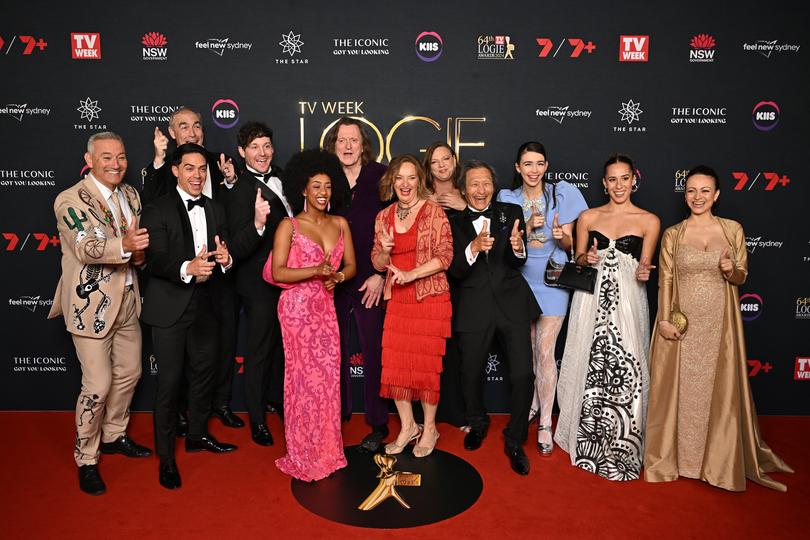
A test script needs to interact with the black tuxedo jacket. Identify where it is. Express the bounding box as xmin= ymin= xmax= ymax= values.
xmin=139 ymin=190 xmax=230 ymax=328
xmin=226 ymin=166 xmax=286 ymax=300
xmin=448 ymin=201 xmax=541 ymax=332
xmin=140 ymin=148 xmax=234 ymax=205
